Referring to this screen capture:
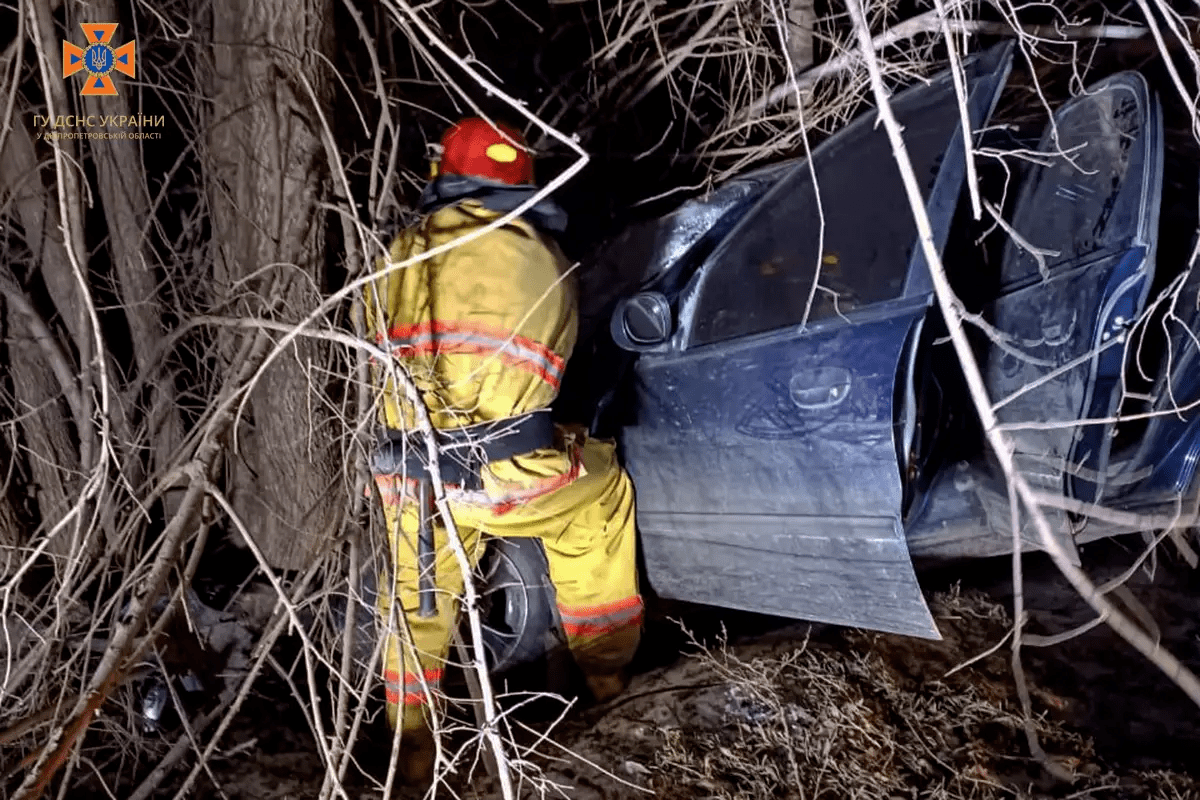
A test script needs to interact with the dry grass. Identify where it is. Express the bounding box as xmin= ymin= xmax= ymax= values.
xmin=538 ymin=590 xmax=1199 ymax=800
